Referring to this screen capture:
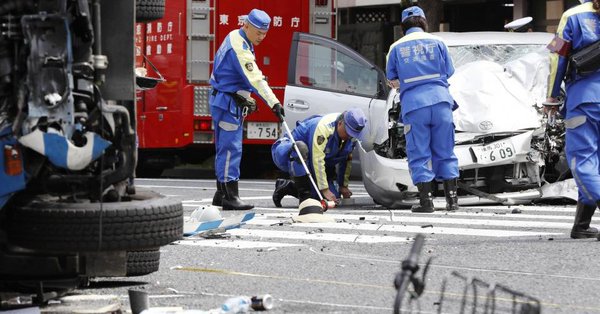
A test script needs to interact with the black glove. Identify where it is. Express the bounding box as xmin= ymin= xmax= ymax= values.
xmin=272 ymin=103 xmax=285 ymax=122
